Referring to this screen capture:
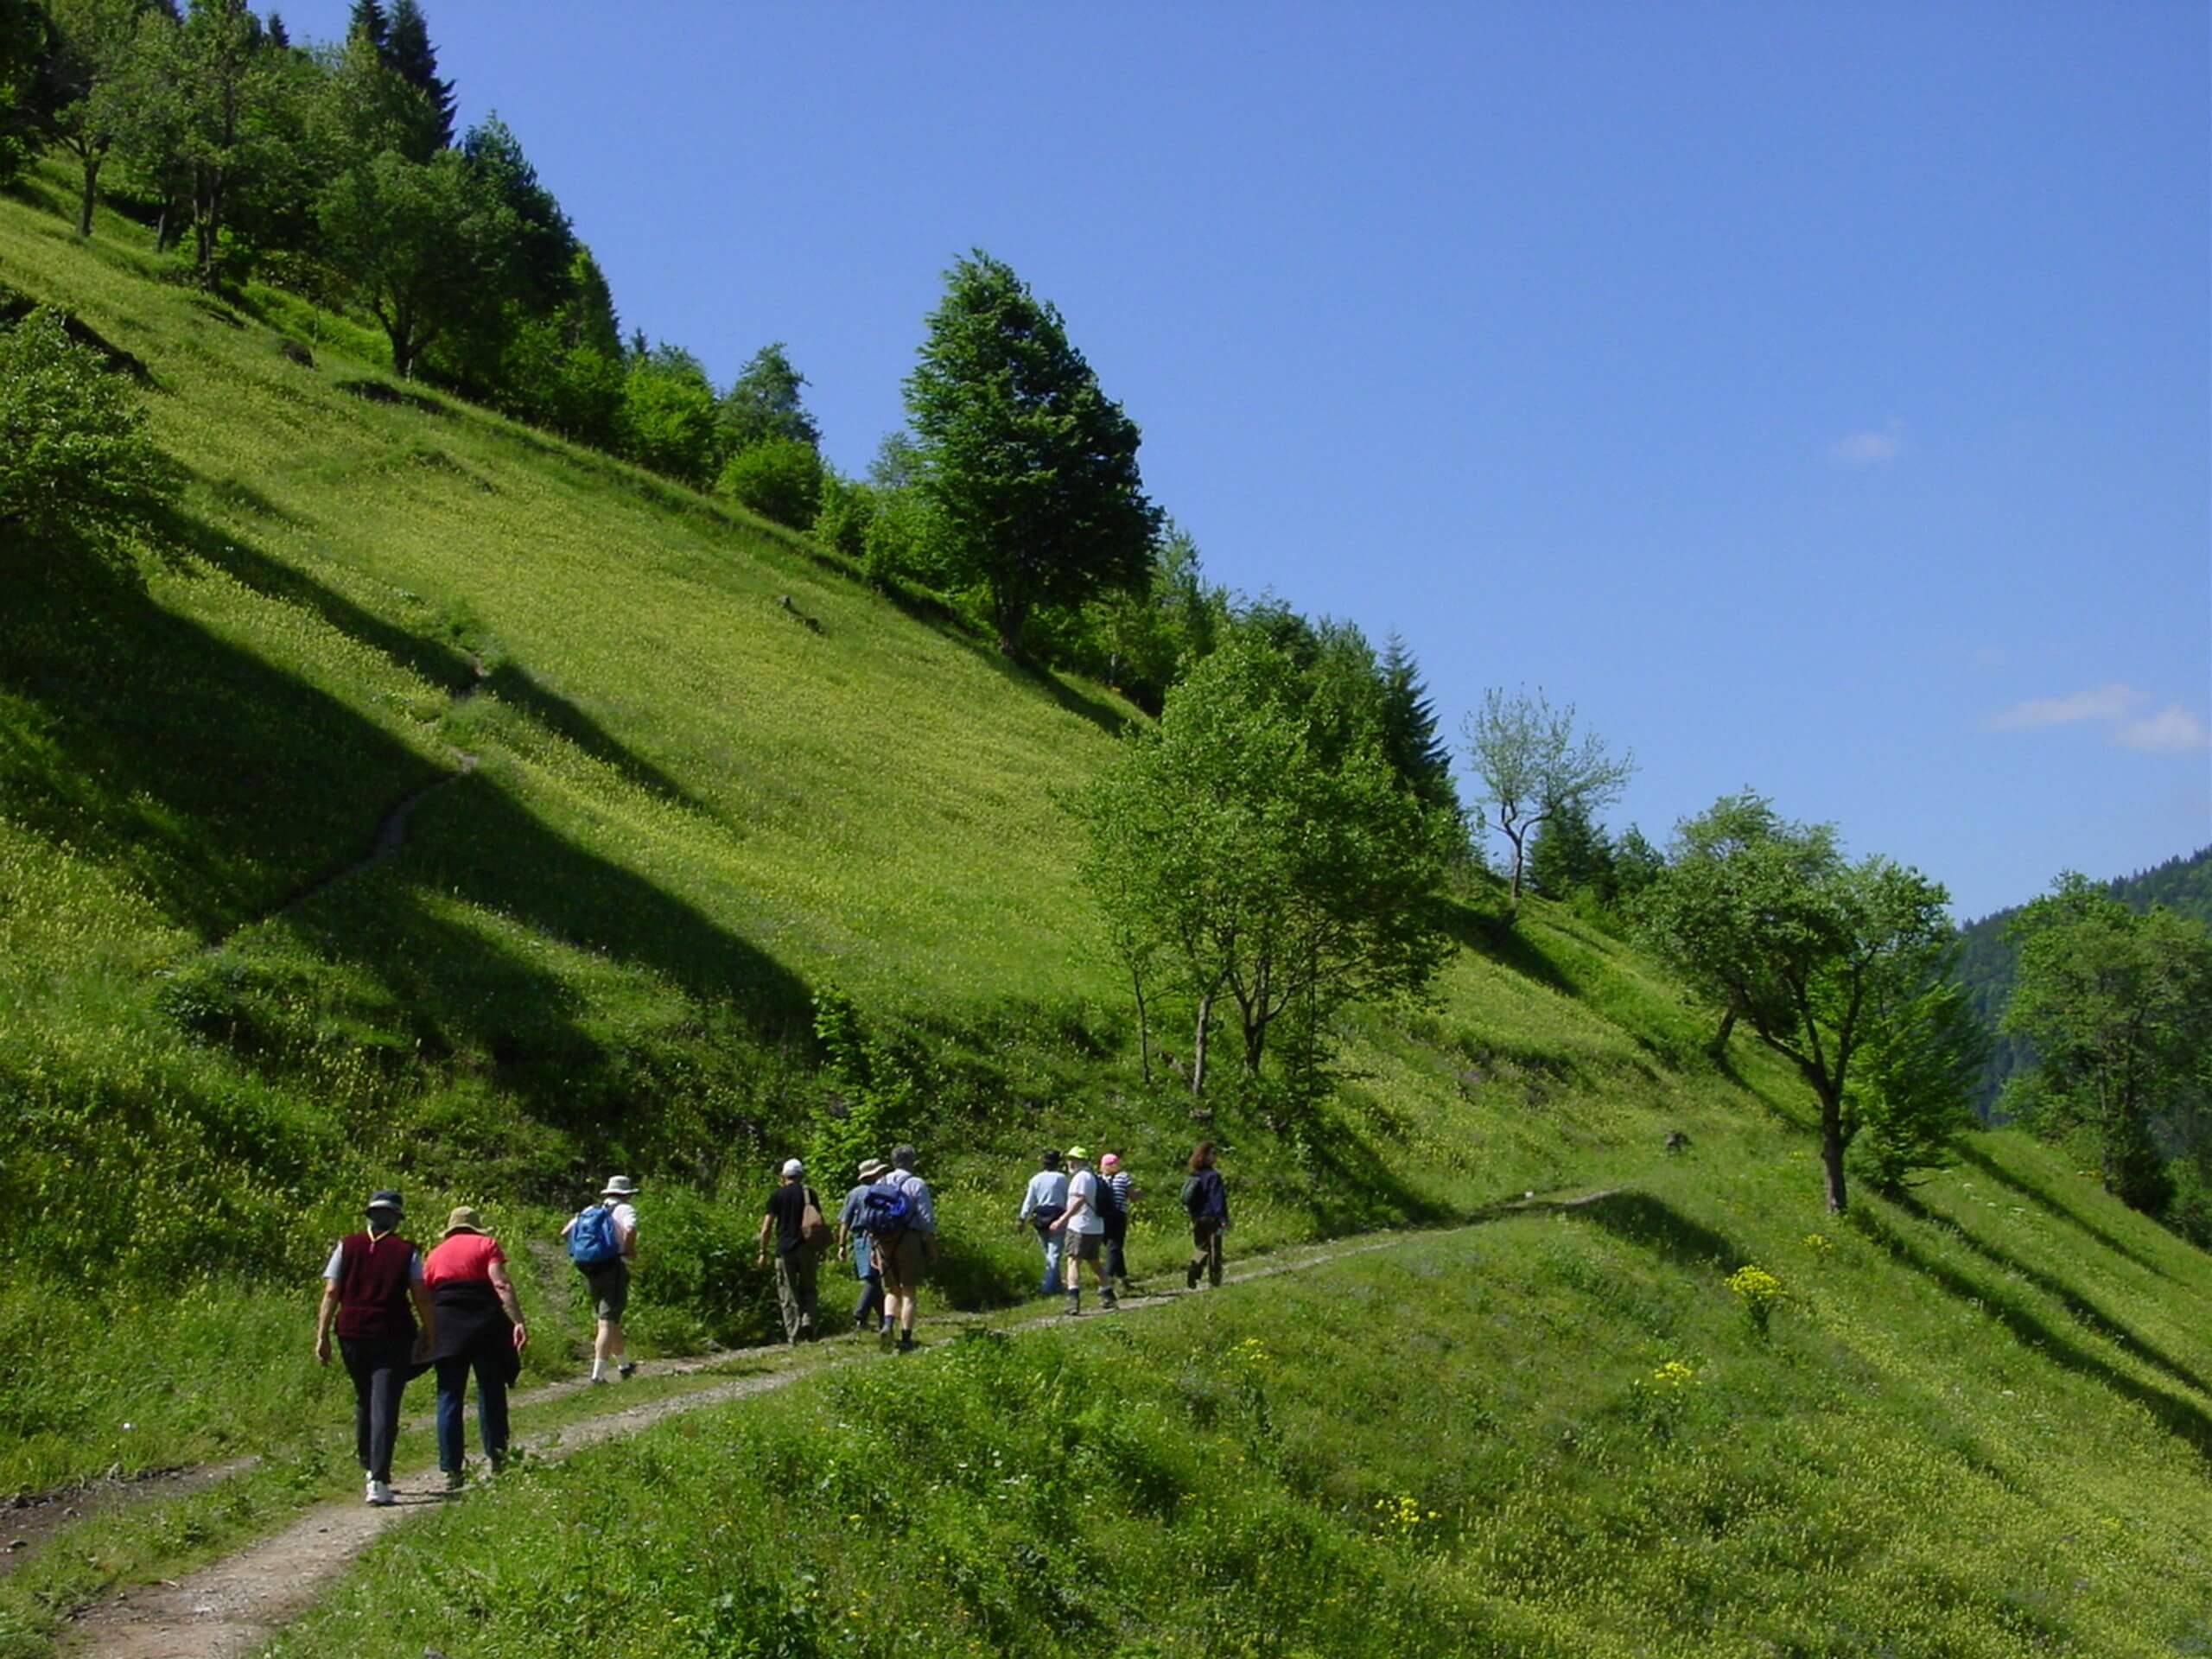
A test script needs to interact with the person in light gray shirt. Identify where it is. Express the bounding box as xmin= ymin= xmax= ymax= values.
xmin=1016 ymin=1149 xmax=1070 ymax=1298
